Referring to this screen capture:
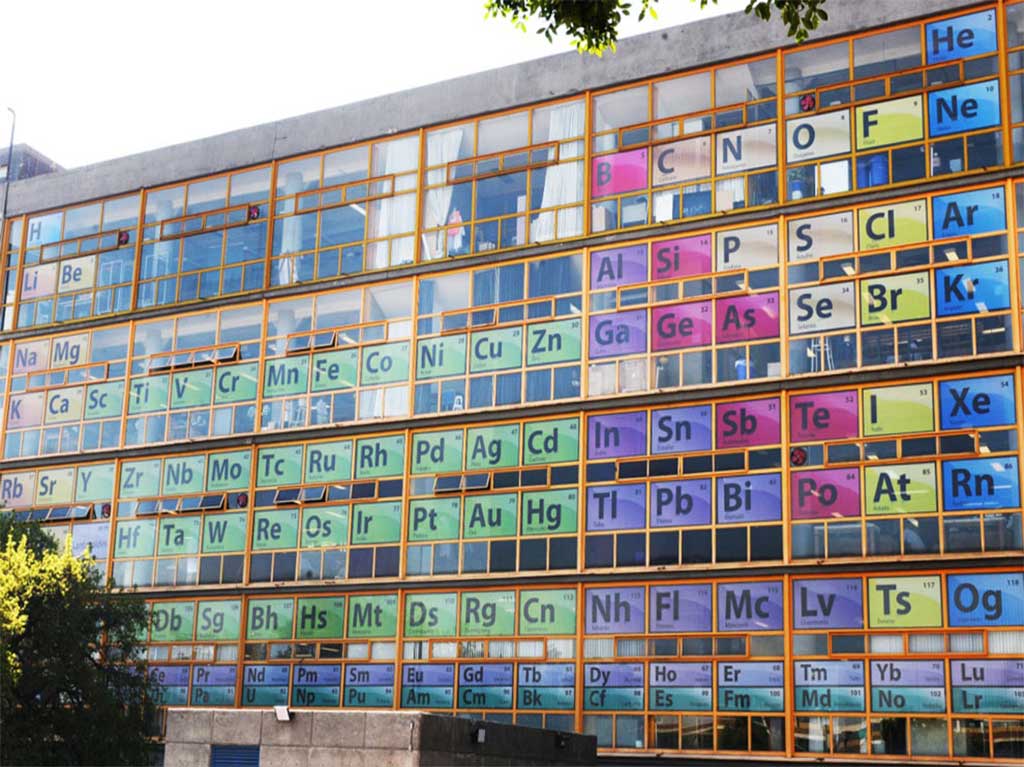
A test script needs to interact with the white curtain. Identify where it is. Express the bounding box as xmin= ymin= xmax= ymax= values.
xmin=990 ymin=630 xmax=1024 ymax=654
xmin=422 ymin=128 xmax=467 ymax=259
xmin=949 ymin=633 xmax=984 ymax=653
xmin=617 ymin=638 xmax=645 ymax=656
xmin=360 ymin=385 xmax=408 ymax=420
xmin=588 ymin=362 xmax=617 ymax=397
xmin=277 ymin=172 xmax=306 ymax=285
xmin=368 ymin=137 xmax=419 ymax=268
xmin=359 ymin=389 xmax=383 ymax=420
xmin=907 ymin=634 xmax=944 ymax=653
xmin=716 ymin=177 xmax=746 ymax=212
xmin=403 ymin=642 xmax=427 ymax=660
xmin=431 ymin=642 xmax=457 ymax=658
xmin=516 ymin=640 xmax=544 ymax=658
xmin=547 ymin=639 xmax=575 ymax=659
xmin=487 ymin=640 xmax=514 ymax=658
xmin=869 ymin=635 xmax=904 ymax=653
xmin=583 ymin=638 xmax=614 ymax=658
xmin=531 ymin=102 xmax=585 ymax=243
